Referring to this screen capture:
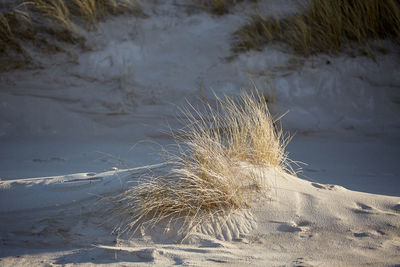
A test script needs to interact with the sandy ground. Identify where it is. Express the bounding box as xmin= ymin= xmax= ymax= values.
xmin=0 ymin=166 xmax=399 ymax=266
